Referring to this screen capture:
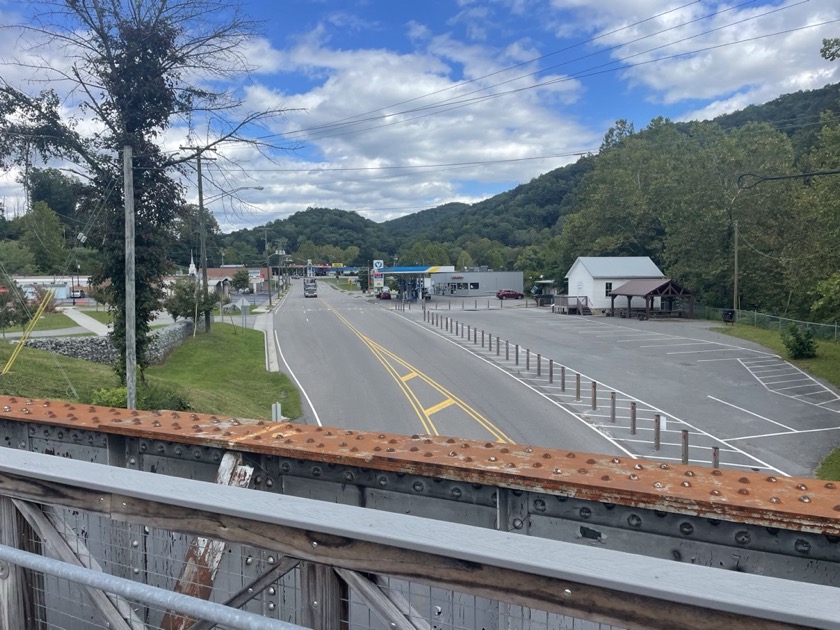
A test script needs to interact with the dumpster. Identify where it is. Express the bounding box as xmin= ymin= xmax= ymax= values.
xmin=722 ymin=309 xmax=736 ymax=324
